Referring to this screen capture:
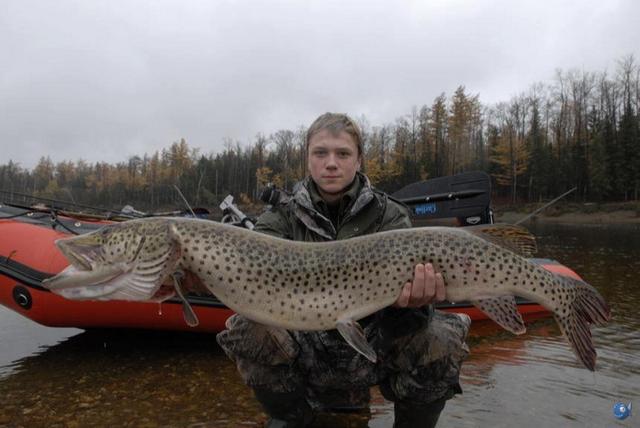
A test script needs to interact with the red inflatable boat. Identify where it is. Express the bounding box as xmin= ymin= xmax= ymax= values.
xmin=0 ymin=201 xmax=582 ymax=334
